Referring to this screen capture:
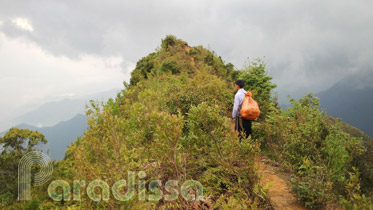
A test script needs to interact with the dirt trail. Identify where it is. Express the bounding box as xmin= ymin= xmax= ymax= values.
xmin=184 ymin=45 xmax=201 ymax=73
xmin=230 ymin=120 xmax=306 ymax=209
xmin=255 ymin=155 xmax=308 ymax=210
